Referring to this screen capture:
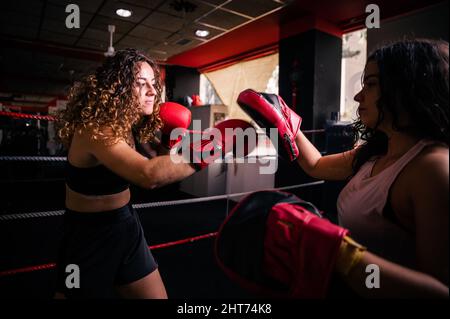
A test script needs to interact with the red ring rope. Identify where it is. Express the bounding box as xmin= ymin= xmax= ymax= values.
xmin=0 ymin=232 xmax=218 ymax=277
xmin=0 ymin=111 xmax=326 ymax=134
xmin=0 ymin=111 xmax=56 ymax=121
